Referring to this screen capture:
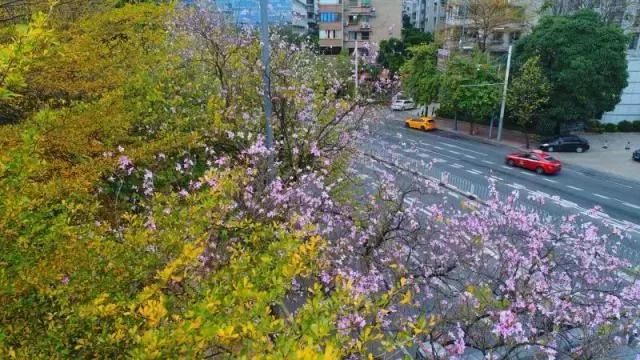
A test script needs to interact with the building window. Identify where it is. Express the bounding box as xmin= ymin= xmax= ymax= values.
xmin=320 ymin=30 xmax=341 ymax=39
xmin=319 ymin=12 xmax=340 ymax=22
xmin=361 ymin=32 xmax=370 ymax=40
